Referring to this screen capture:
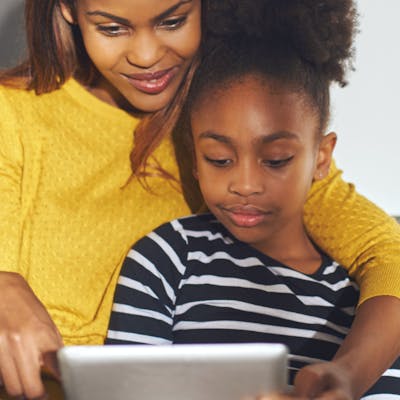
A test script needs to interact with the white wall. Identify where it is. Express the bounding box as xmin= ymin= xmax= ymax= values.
xmin=329 ymin=0 xmax=400 ymax=216
xmin=0 ymin=0 xmax=399 ymax=215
